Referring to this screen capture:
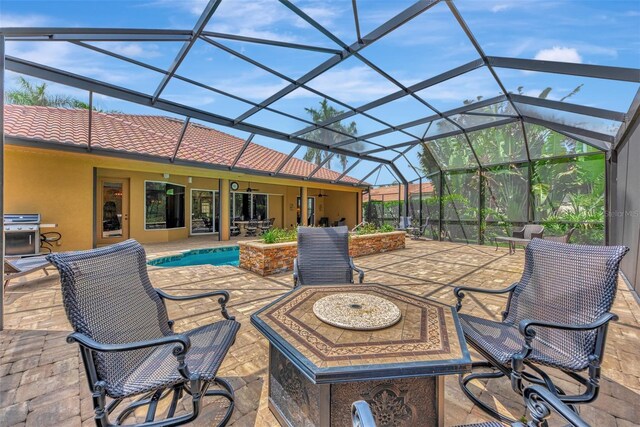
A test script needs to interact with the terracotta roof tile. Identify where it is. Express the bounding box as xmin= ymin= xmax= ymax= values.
xmin=3 ymin=105 xmax=361 ymax=185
